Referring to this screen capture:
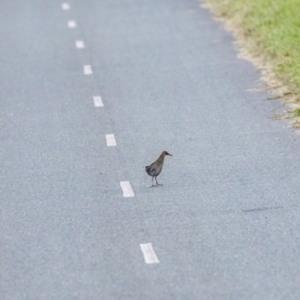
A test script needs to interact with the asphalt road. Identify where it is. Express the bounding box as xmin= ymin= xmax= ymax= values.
xmin=1 ymin=0 xmax=300 ymax=299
